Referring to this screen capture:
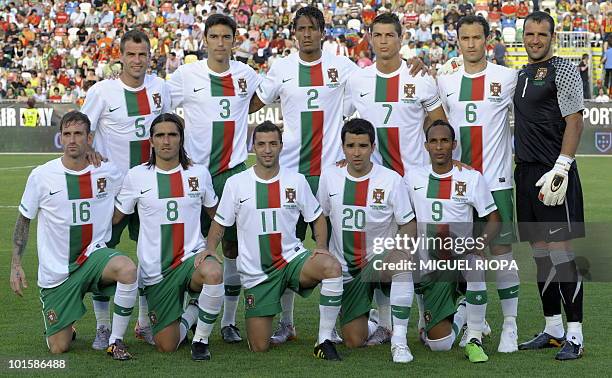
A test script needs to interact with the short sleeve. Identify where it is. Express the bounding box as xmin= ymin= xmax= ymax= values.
xmin=255 ymin=59 xmax=281 ymax=105
xmin=81 ymin=83 xmax=105 ymax=132
xmin=316 ymin=172 xmax=331 ymax=216
xmin=167 ymin=66 xmax=185 ymax=109
xmin=343 ymin=77 xmax=356 ymax=117
xmin=214 ymin=177 xmax=236 ymax=227
xmin=470 ymin=173 xmax=497 ymax=218
xmin=115 ymin=171 xmax=138 ymax=215
xmin=161 ymin=78 xmax=173 ymax=113
xmin=247 ymin=64 xmax=264 ymax=97
xmin=298 ymin=175 xmax=322 ymax=223
xmin=200 ymin=167 xmax=218 ymax=208
xmin=554 ymin=59 xmax=584 ymax=117
xmin=420 ymin=74 xmax=442 ymax=112
xmin=19 ymin=169 xmax=41 ymax=219
xmin=390 ymin=176 xmax=415 ymax=225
